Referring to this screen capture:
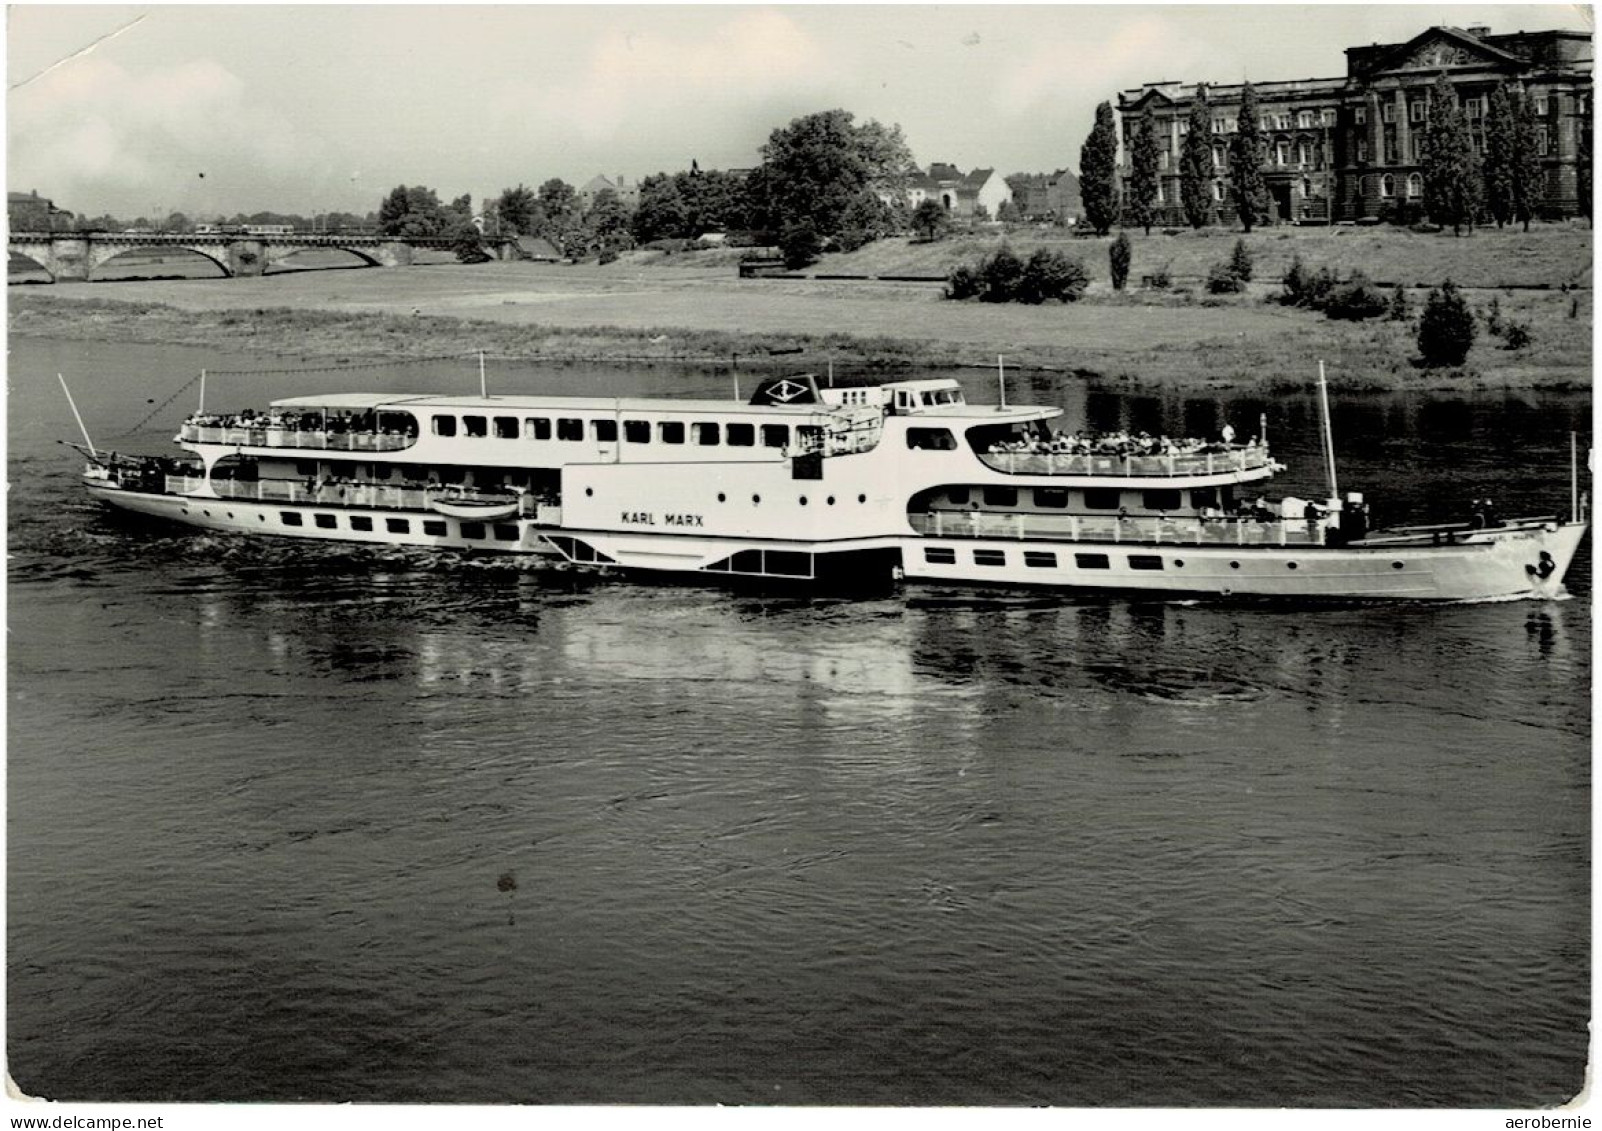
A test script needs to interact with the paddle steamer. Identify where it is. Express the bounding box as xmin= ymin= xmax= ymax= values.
xmin=78 ymin=373 xmax=1587 ymax=601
